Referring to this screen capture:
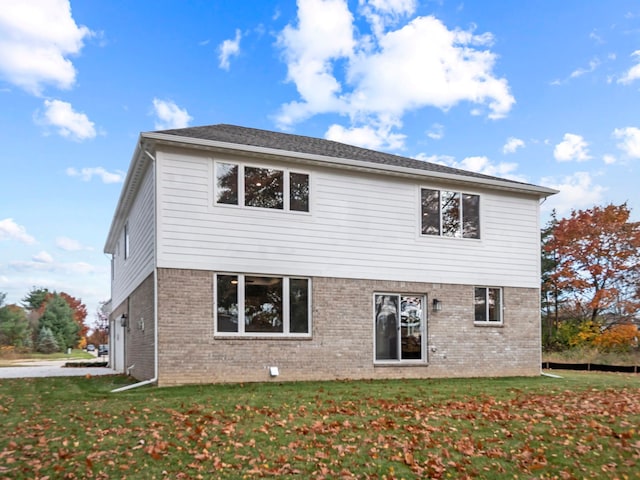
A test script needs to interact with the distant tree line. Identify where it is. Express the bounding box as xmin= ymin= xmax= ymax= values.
xmin=542 ymin=203 xmax=640 ymax=352
xmin=0 ymin=288 xmax=108 ymax=353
